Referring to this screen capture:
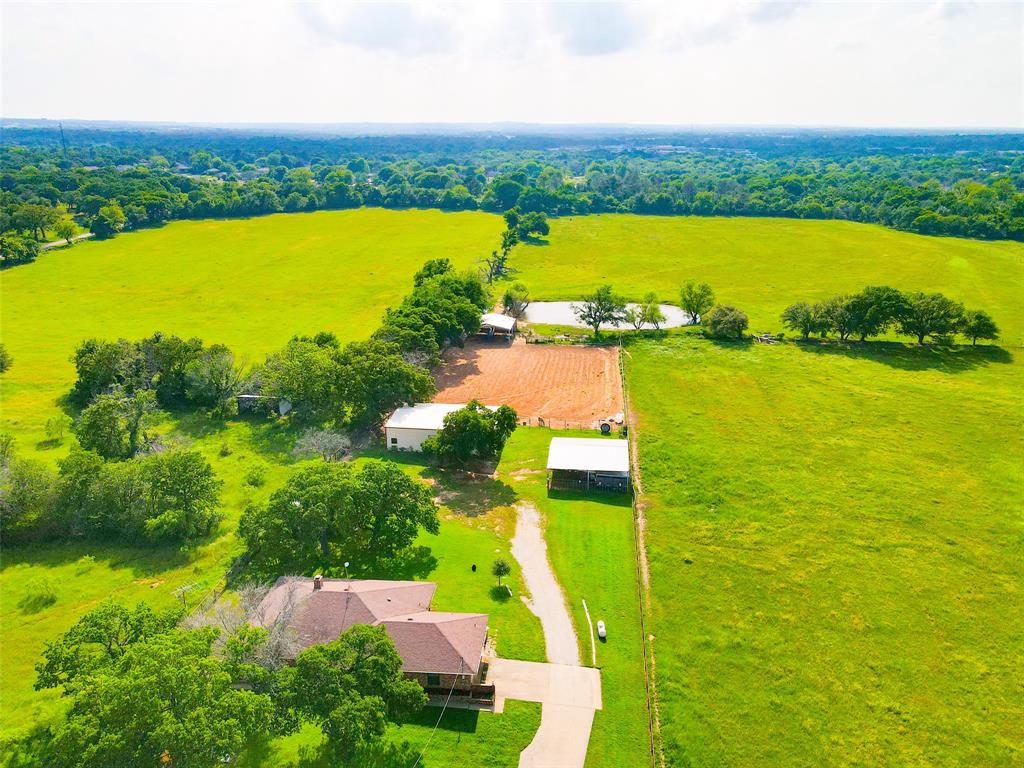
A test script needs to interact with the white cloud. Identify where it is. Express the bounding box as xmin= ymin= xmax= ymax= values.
xmin=545 ymin=2 xmax=644 ymax=56
xmin=1 ymin=0 xmax=1020 ymax=128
